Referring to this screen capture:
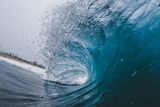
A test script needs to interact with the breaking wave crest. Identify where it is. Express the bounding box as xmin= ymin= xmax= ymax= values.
xmin=42 ymin=0 xmax=160 ymax=106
